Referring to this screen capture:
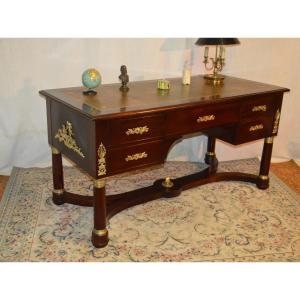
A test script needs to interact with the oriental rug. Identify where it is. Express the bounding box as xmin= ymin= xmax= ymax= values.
xmin=1 ymin=159 xmax=300 ymax=262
